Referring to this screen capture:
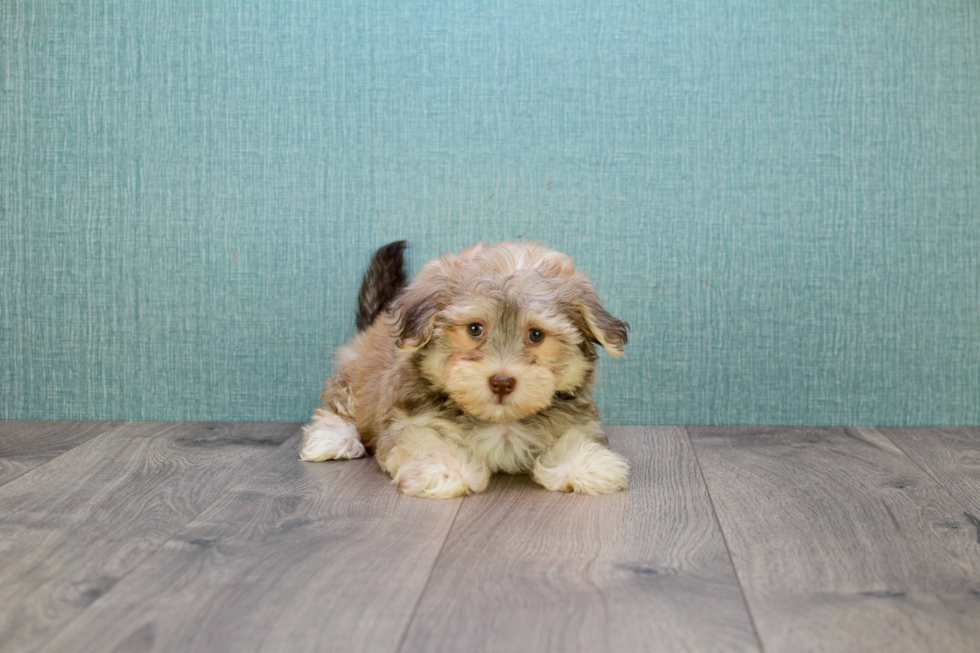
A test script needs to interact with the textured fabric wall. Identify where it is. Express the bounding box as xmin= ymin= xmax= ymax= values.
xmin=2 ymin=1 xmax=978 ymax=424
